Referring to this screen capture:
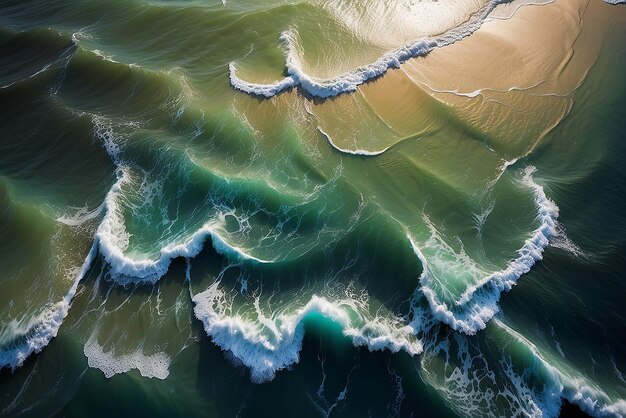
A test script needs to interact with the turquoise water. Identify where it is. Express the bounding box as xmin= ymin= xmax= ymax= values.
xmin=1 ymin=0 xmax=625 ymax=417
